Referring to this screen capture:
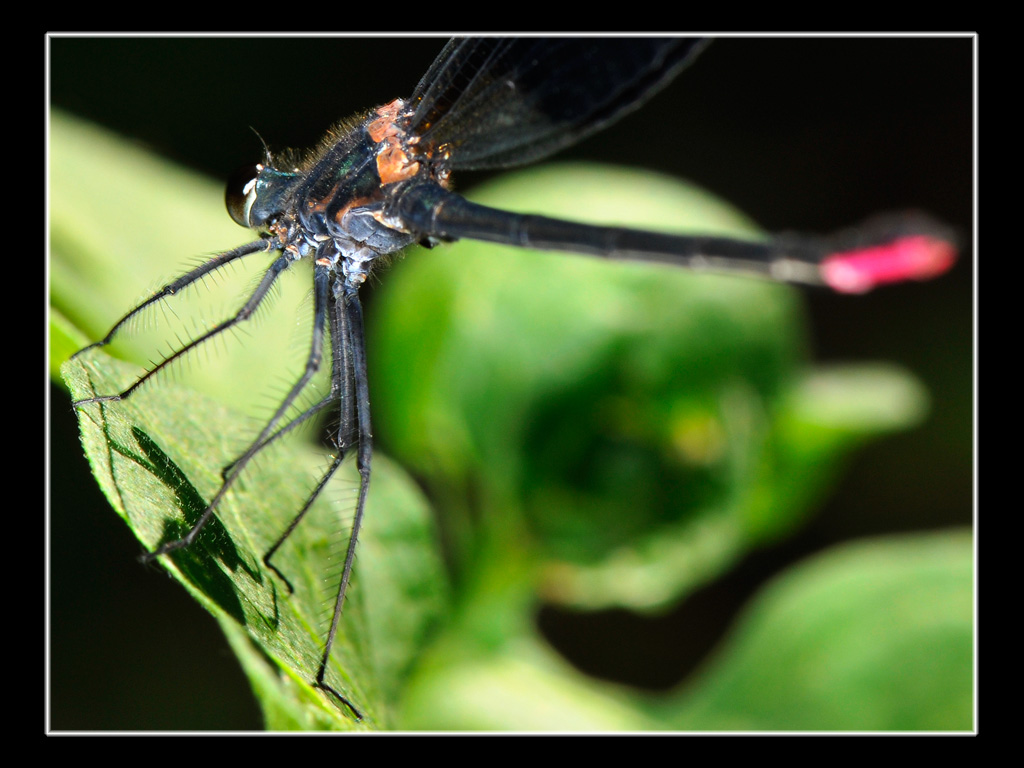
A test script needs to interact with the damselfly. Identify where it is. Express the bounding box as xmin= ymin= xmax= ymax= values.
xmin=58 ymin=37 xmax=967 ymax=725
